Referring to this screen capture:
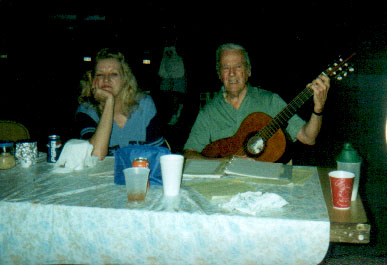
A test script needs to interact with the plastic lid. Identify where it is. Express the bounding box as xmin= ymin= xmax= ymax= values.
xmin=336 ymin=142 xmax=362 ymax=163
xmin=0 ymin=141 xmax=14 ymax=148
